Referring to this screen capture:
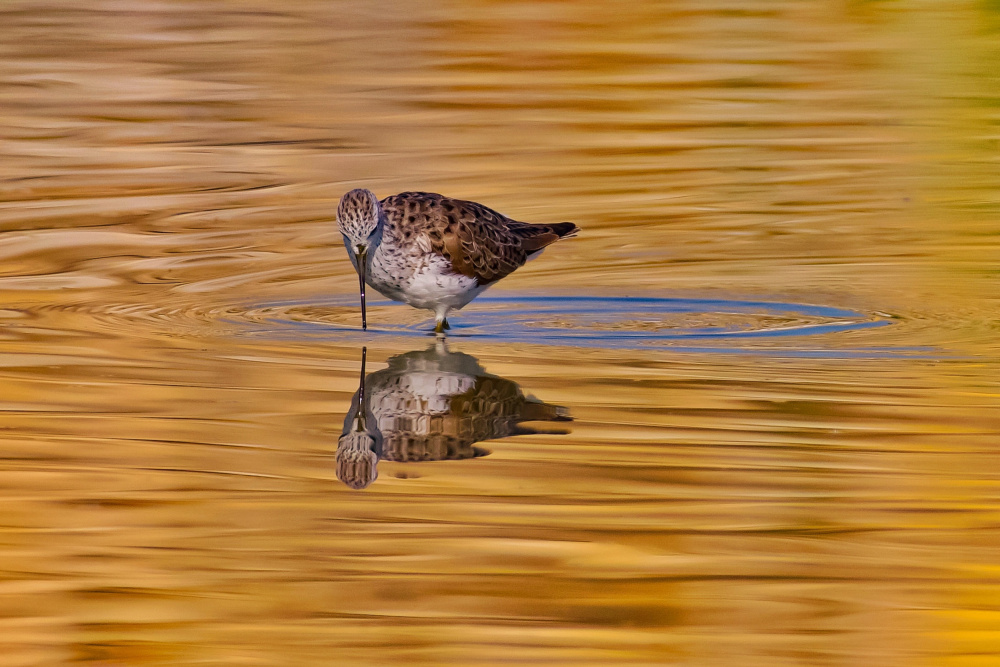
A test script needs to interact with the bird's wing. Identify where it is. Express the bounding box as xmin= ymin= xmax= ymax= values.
xmin=381 ymin=192 xmax=577 ymax=285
